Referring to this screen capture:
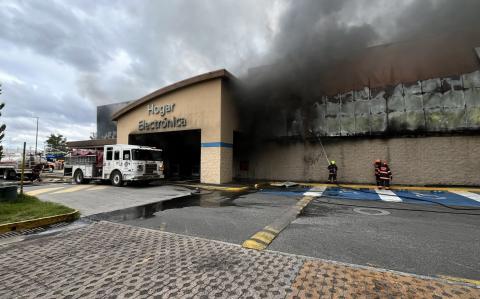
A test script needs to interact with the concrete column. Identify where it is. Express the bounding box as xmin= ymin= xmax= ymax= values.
xmin=200 ymin=142 xmax=233 ymax=184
